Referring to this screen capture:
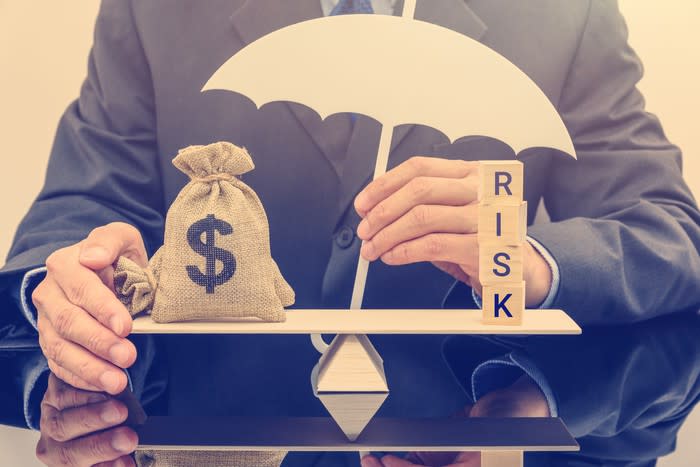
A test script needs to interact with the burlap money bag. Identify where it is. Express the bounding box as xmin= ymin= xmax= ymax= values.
xmin=114 ymin=142 xmax=294 ymax=322
xmin=135 ymin=450 xmax=286 ymax=467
